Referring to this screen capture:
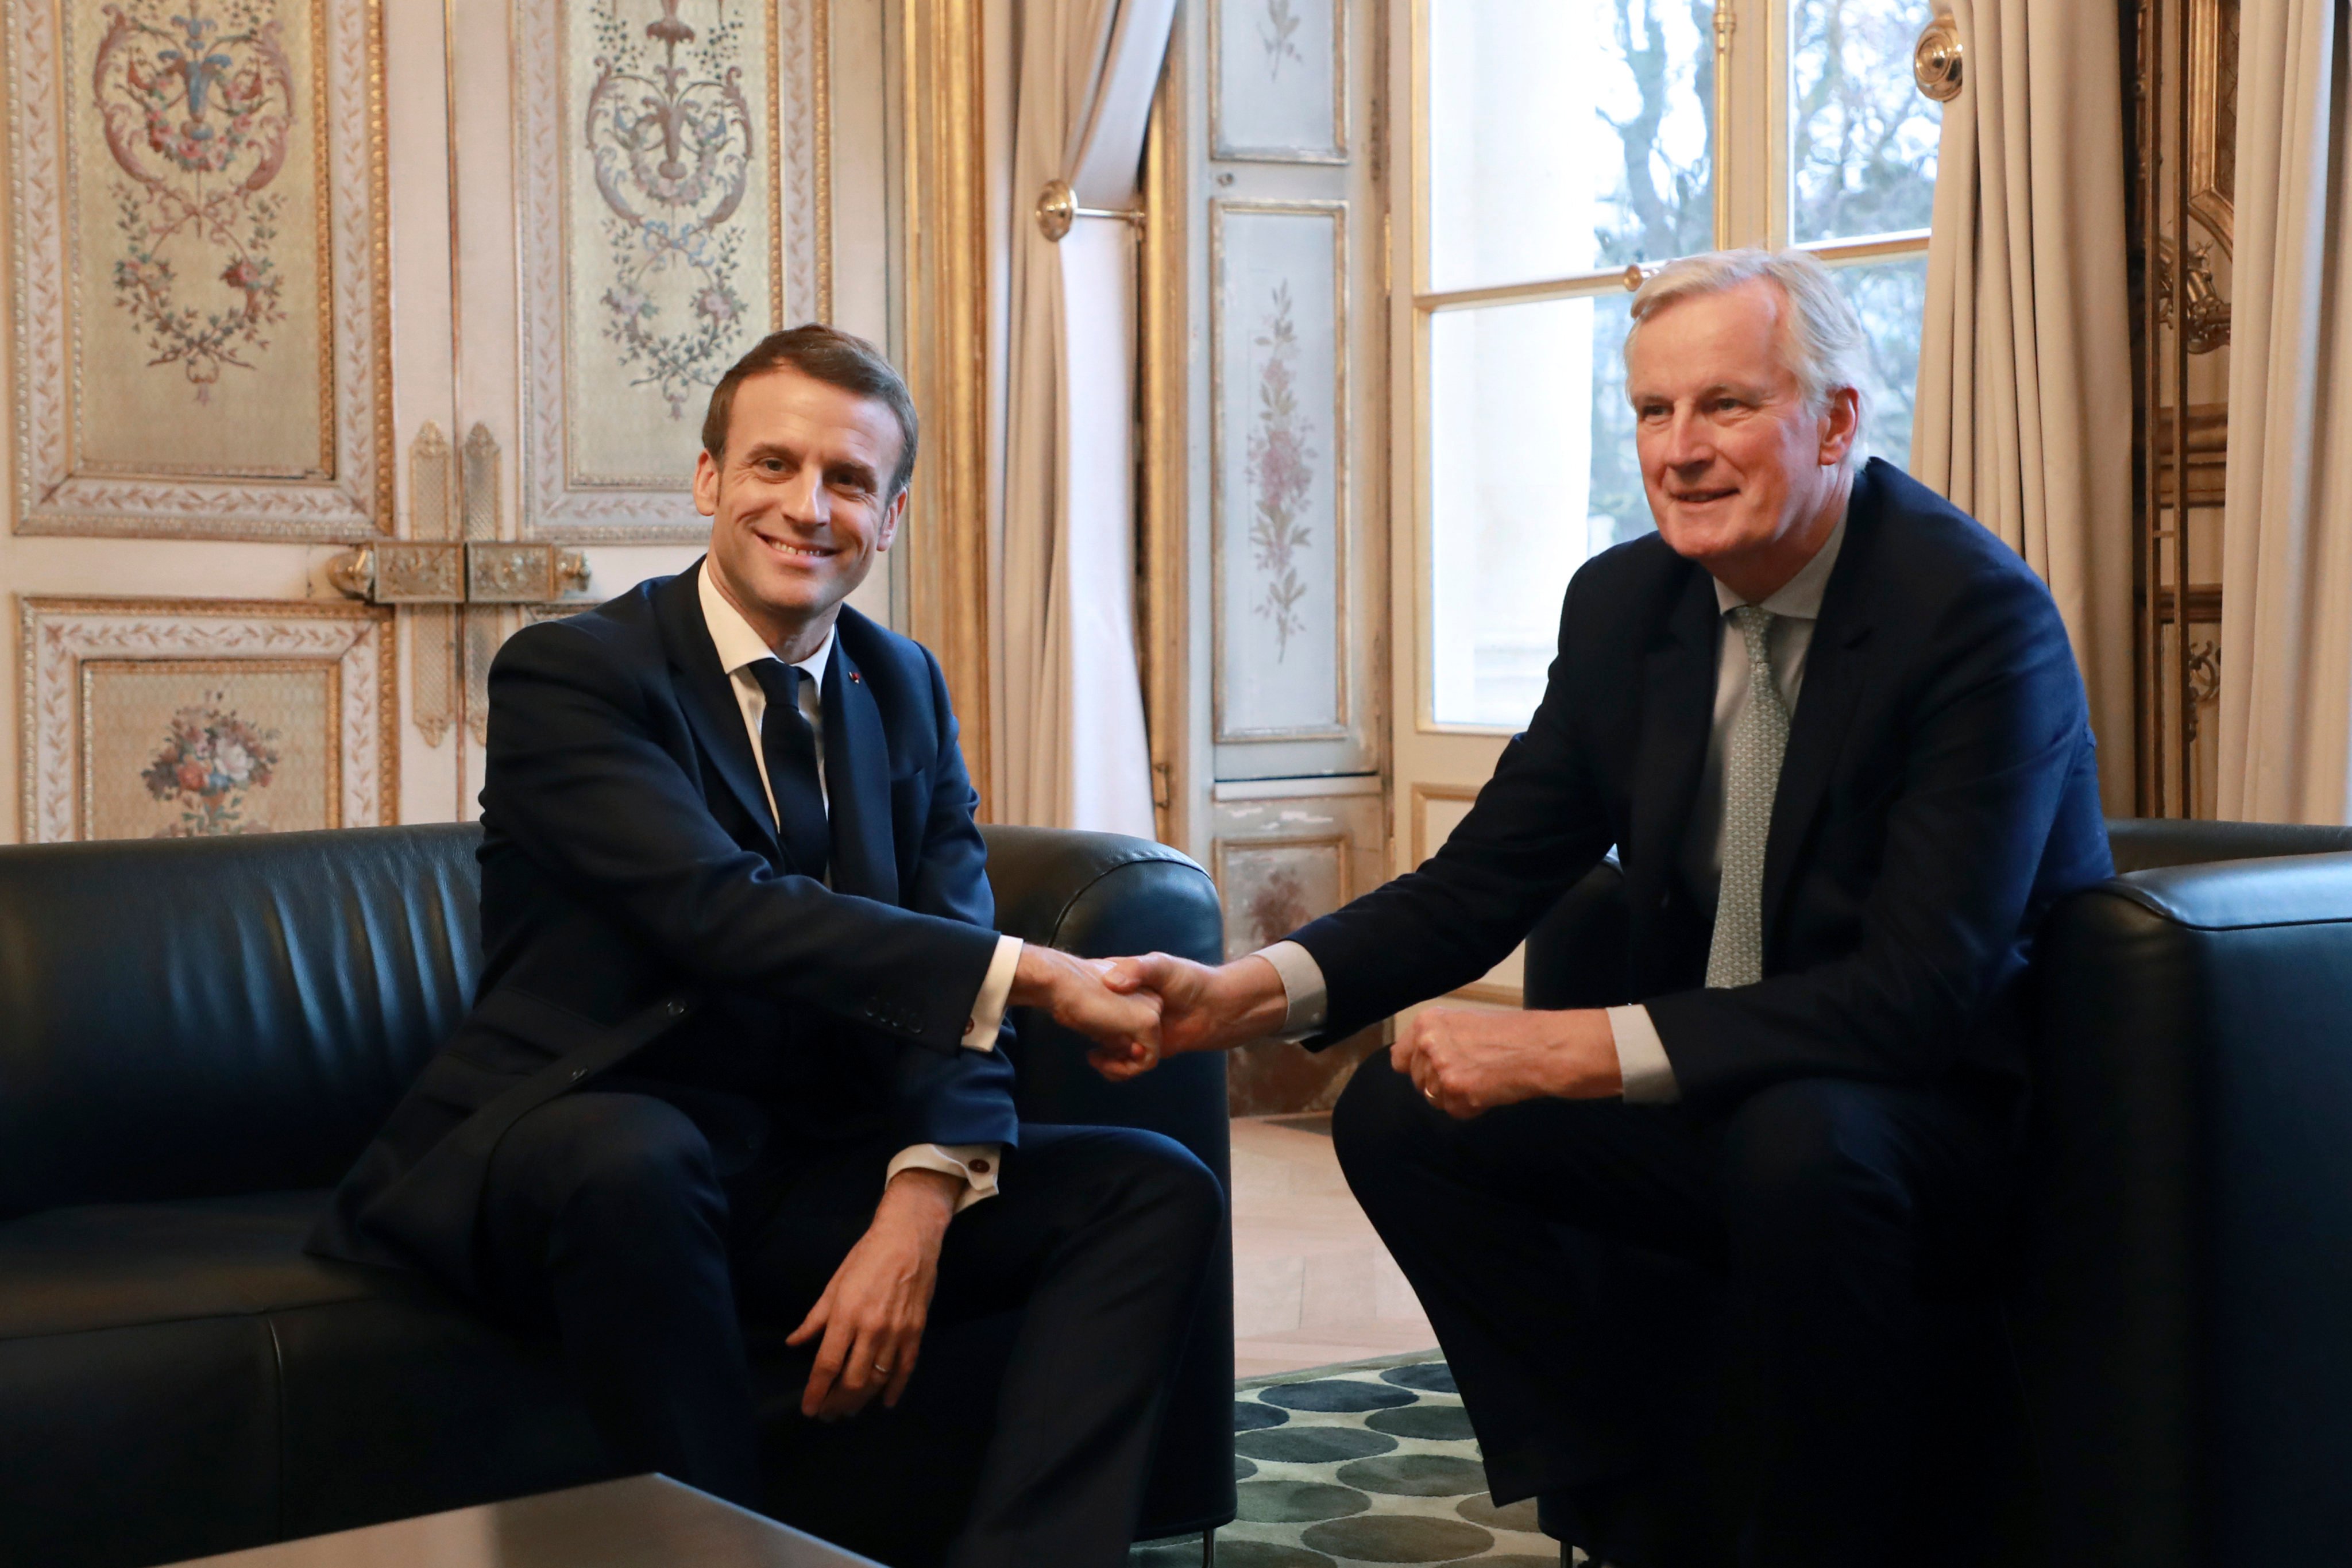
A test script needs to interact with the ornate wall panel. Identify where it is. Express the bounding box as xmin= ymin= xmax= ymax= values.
xmin=1212 ymin=199 xmax=1347 ymax=743
xmin=6 ymin=0 xmax=392 ymax=539
xmin=1211 ymin=0 xmax=1344 ymax=163
xmin=1211 ymin=783 xmax=1385 ymax=1115
xmin=21 ymin=596 xmax=396 ymax=841
xmin=512 ymin=0 xmax=830 ymax=541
